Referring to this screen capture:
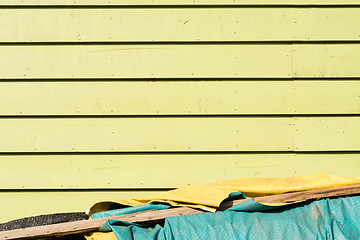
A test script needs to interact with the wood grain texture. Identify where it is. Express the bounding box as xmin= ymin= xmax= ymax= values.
xmin=0 ymin=153 xmax=359 ymax=189
xmin=219 ymin=184 xmax=360 ymax=210
xmin=2 ymin=184 xmax=360 ymax=239
xmin=1 ymin=81 xmax=359 ymax=115
xmin=0 ymin=118 xmax=293 ymax=152
xmin=255 ymin=184 xmax=360 ymax=204
xmin=0 ymin=207 xmax=203 ymax=240
xmin=0 ymin=45 xmax=292 ymax=79
xmin=0 ymin=8 xmax=359 ymax=42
